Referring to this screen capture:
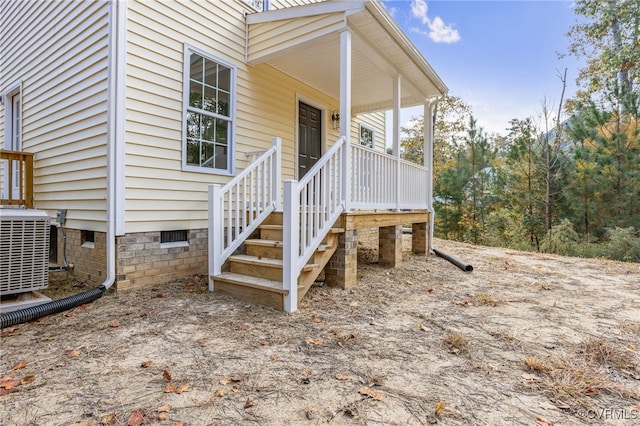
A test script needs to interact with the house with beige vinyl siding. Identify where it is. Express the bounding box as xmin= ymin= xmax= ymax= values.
xmin=1 ymin=0 xmax=447 ymax=312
